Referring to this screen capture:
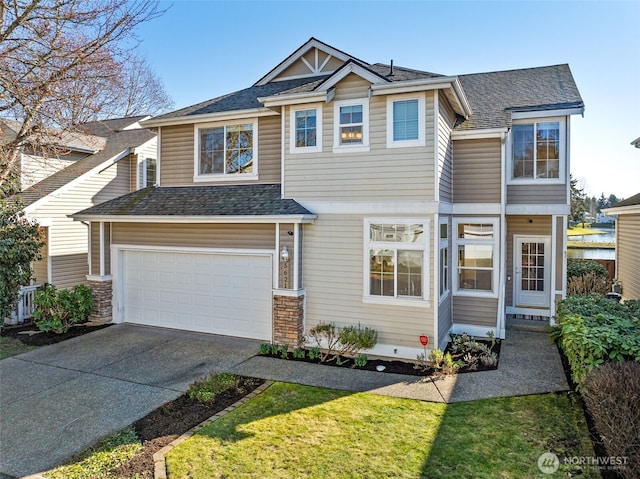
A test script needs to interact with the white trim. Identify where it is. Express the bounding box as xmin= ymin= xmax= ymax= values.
xmin=317 ymin=62 xmax=387 ymax=92
xmin=363 ymin=218 xmax=431 ymax=304
xmin=73 ymin=214 xmax=317 ymax=224
xmin=87 ymin=222 xmax=92 ymax=276
xmin=506 ymin=306 xmax=551 ymax=317
xmin=296 ymin=200 xmax=439 ymax=215
xmin=86 ymin=274 xmax=113 ymax=282
xmin=452 ymin=217 xmax=500 ymax=299
xmin=333 ymin=98 xmax=370 ymax=152
xmin=449 ymin=324 xmax=497 ymax=338
xmin=433 ymin=90 xmax=439 ymax=201
xmin=438 ymin=216 xmax=450 ymax=301
xmin=452 ymin=203 xmax=501 ymax=215
xmin=193 ymin=120 xmax=258 ymax=182
xmin=156 ymin=127 xmax=162 ymax=186
xmin=513 ymin=235 xmax=551 ymax=309
xmin=141 ymin=108 xmax=278 ymax=128
xmin=506 ymin=204 xmax=570 ymax=215
xmin=386 ymin=93 xmax=426 ymax=149
xmin=604 ymin=204 xmax=640 ymax=215
xmin=451 ymin=128 xmax=509 ymax=140
xmin=275 ymin=222 xmax=280 ymax=289
xmin=99 ymin=222 xmax=105 ymax=277
xmin=293 ymin=223 xmax=300 ymax=290
xmin=259 ymin=92 xmax=327 ymax=108
xmin=511 ymin=108 xmax=584 ymax=119
xmin=281 ymin=108 xmax=286 ymax=198
xmin=24 ymin=149 xmax=131 ymax=214
xmin=272 ymin=288 xmax=306 ymax=298
xmin=290 ymin=103 xmax=323 ymax=154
